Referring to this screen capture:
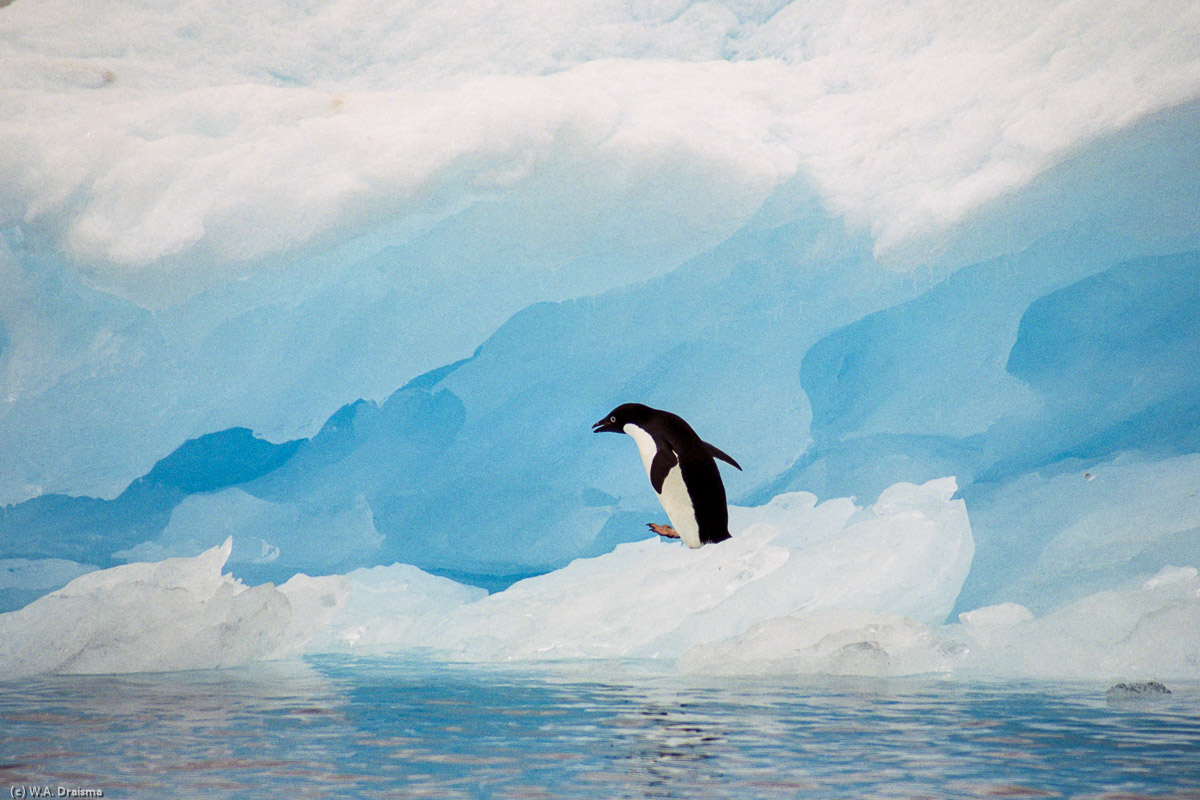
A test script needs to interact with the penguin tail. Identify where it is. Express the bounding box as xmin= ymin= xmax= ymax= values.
xmin=705 ymin=442 xmax=742 ymax=470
